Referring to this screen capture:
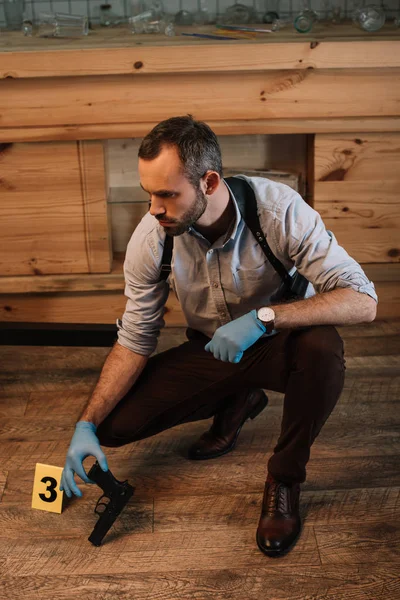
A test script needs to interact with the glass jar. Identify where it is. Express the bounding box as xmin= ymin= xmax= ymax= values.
xmin=262 ymin=0 xmax=280 ymax=23
xmin=294 ymin=0 xmax=318 ymax=33
xmin=222 ymin=2 xmax=257 ymax=24
xmin=193 ymin=0 xmax=210 ymax=25
xmin=355 ymin=4 xmax=386 ymax=31
xmin=100 ymin=4 xmax=119 ymax=26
